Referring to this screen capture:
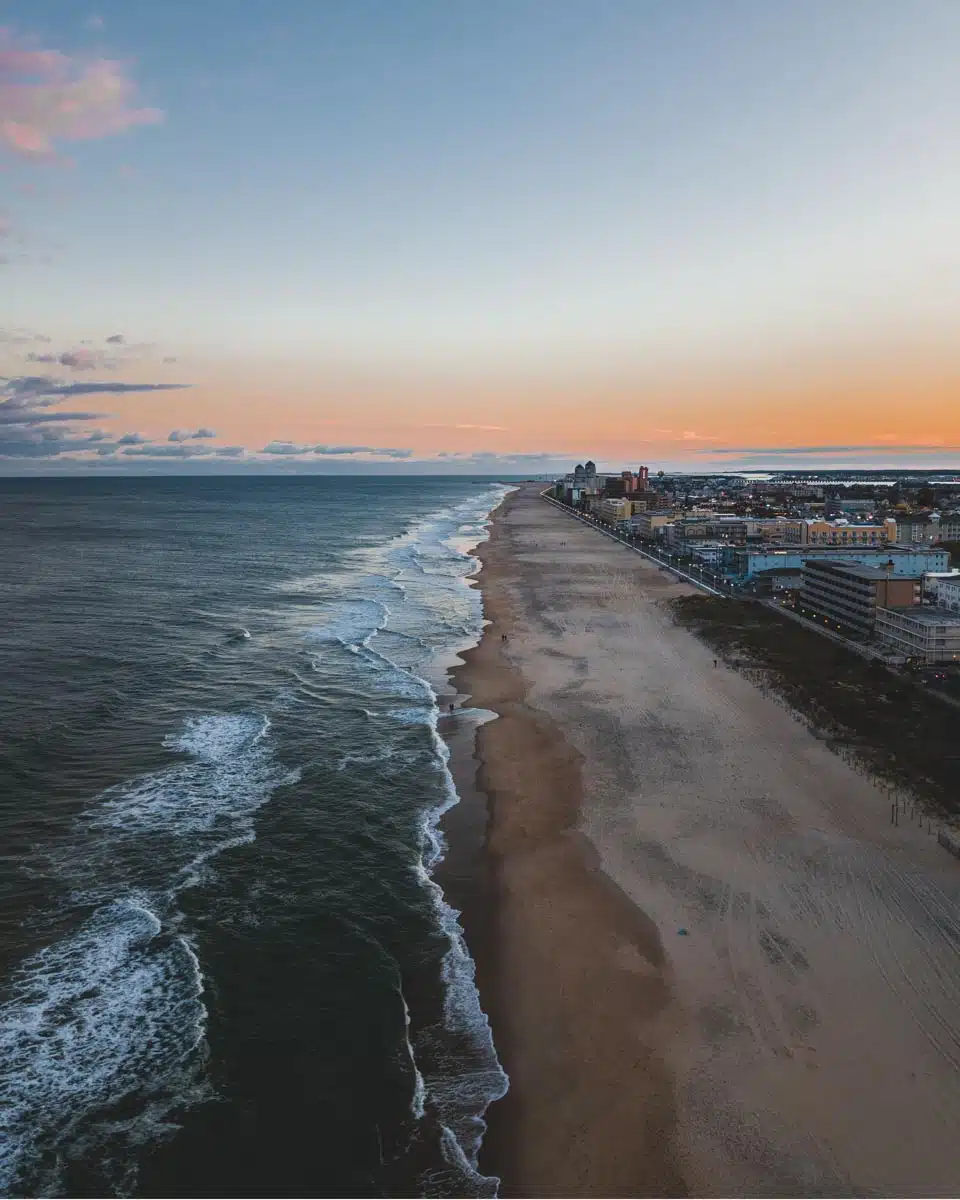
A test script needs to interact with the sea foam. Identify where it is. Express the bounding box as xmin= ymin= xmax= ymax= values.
xmin=0 ymin=711 xmax=296 ymax=1195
